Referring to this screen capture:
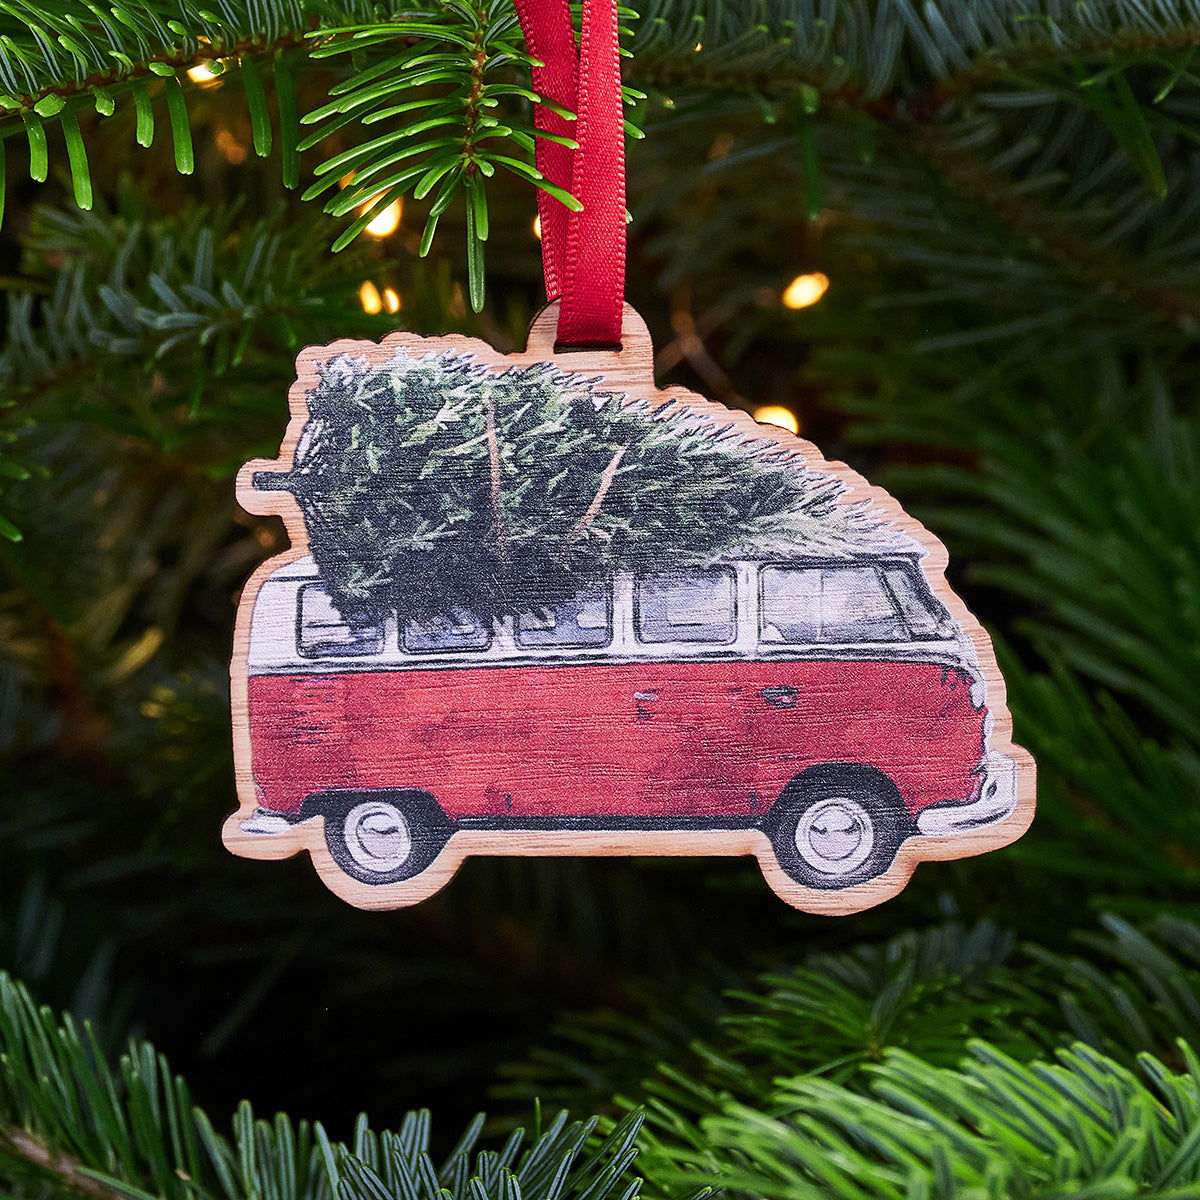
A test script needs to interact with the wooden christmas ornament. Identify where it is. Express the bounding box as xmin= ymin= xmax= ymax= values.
xmin=224 ymin=303 xmax=1035 ymax=914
